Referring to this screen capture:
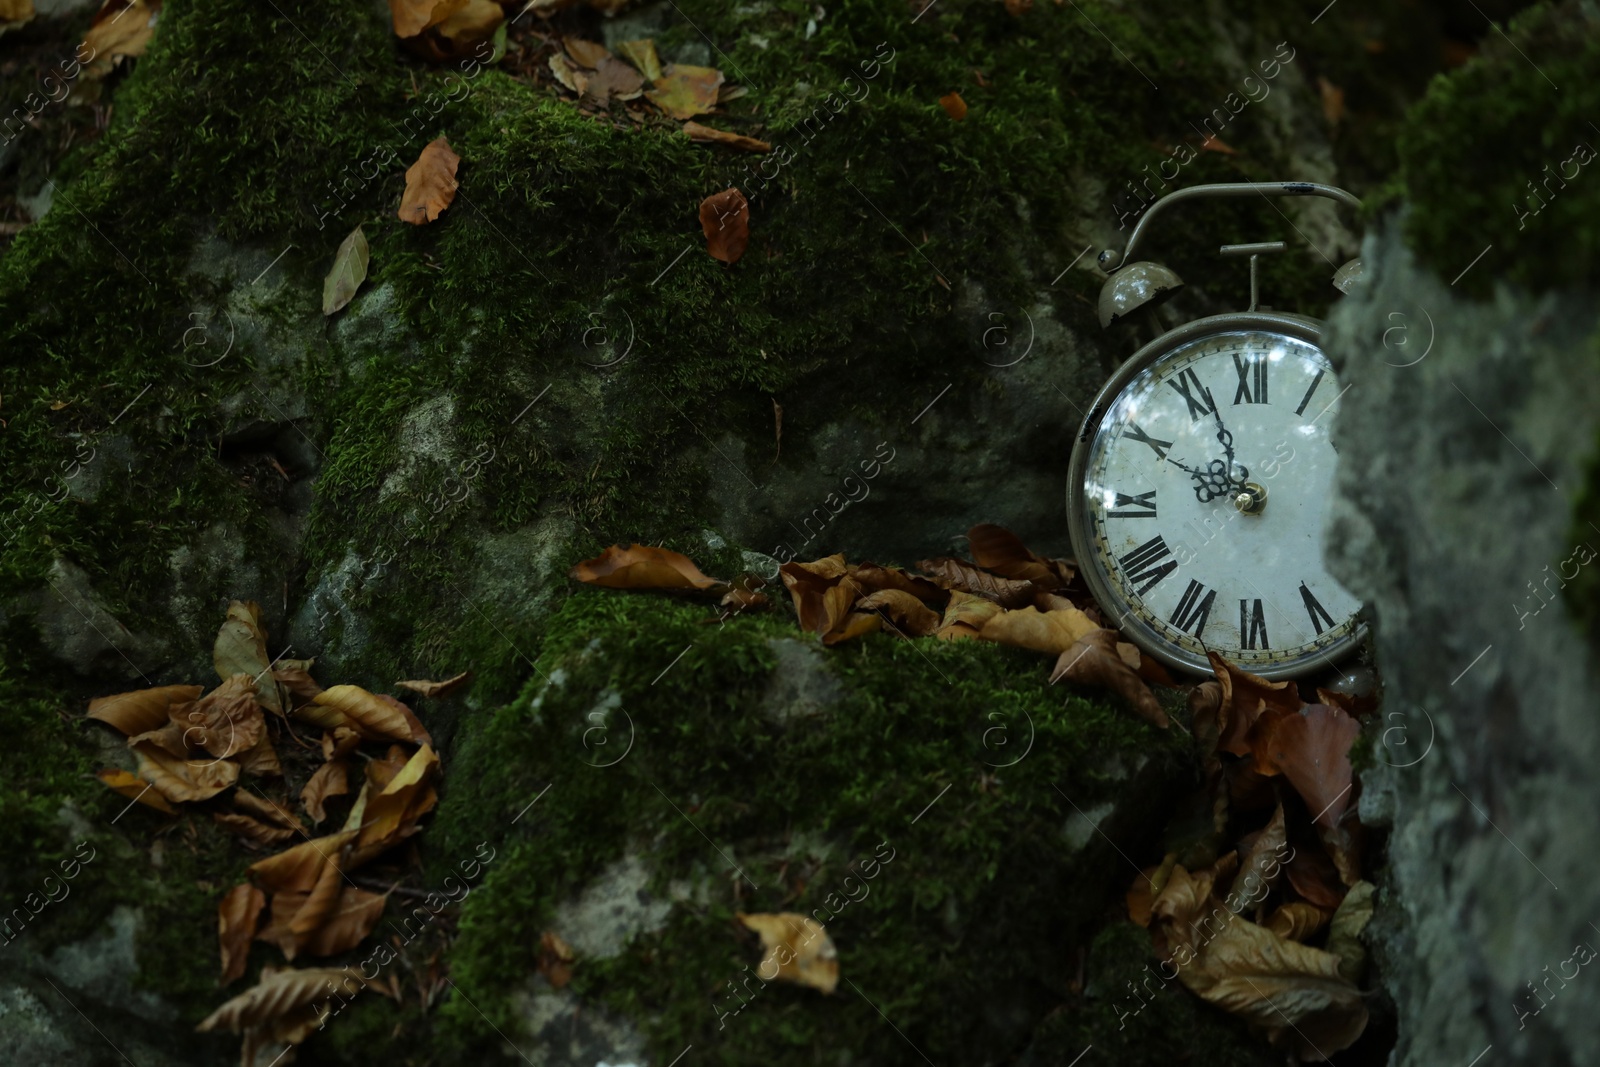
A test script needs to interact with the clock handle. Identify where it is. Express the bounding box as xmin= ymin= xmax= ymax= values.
xmin=1098 ymin=182 xmax=1362 ymax=273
